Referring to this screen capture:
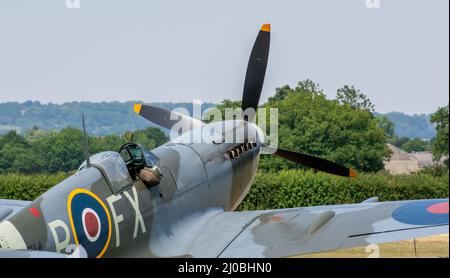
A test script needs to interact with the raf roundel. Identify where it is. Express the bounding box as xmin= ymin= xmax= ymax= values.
xmin=82 ymin=208 xmax=101 ymax=242
xmin=68 ymin=189 xmax=112 ymax=258
xmin=392 ymin=200 xmax=449 ymax=226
